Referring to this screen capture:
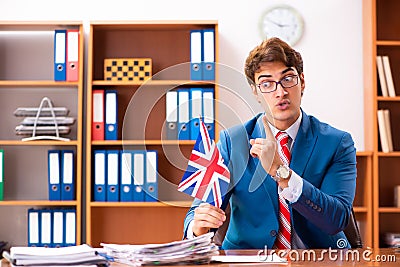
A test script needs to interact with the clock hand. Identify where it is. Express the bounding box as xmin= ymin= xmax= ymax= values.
xmin=265 ymin=18 xmax=290 ymax=28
